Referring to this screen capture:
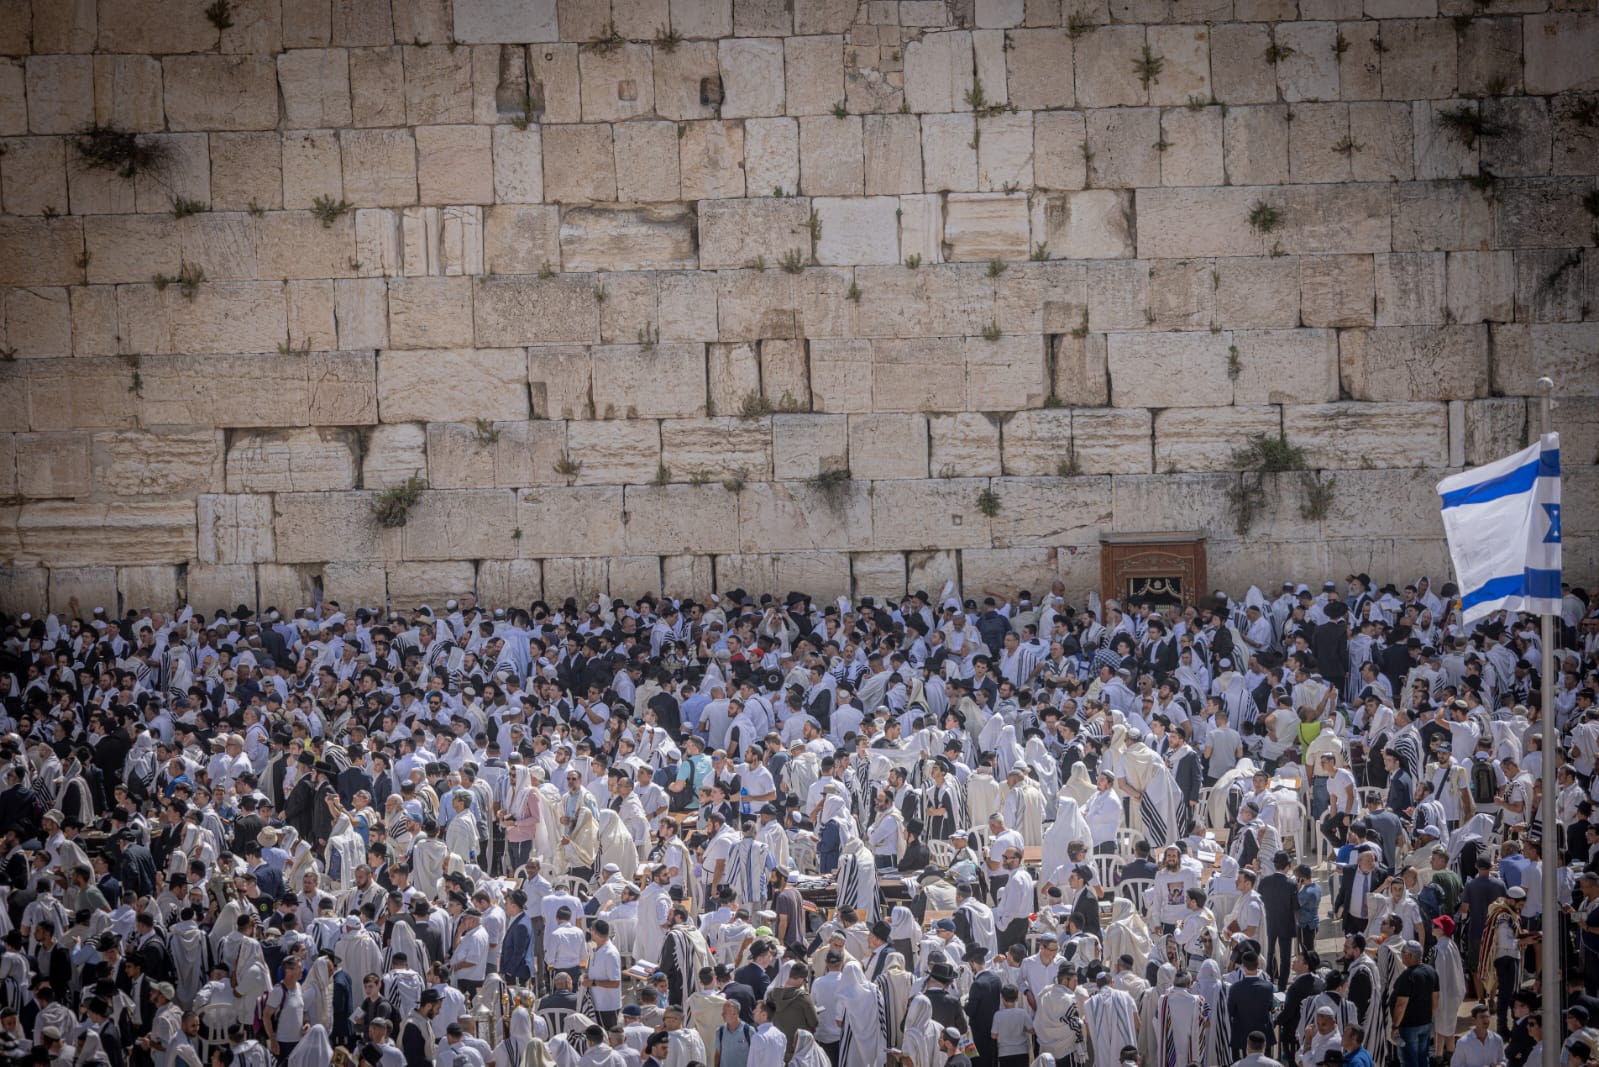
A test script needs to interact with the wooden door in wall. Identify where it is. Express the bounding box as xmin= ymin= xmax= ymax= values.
xmin=1099 ymin=533 xmax=1208 ymax=609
